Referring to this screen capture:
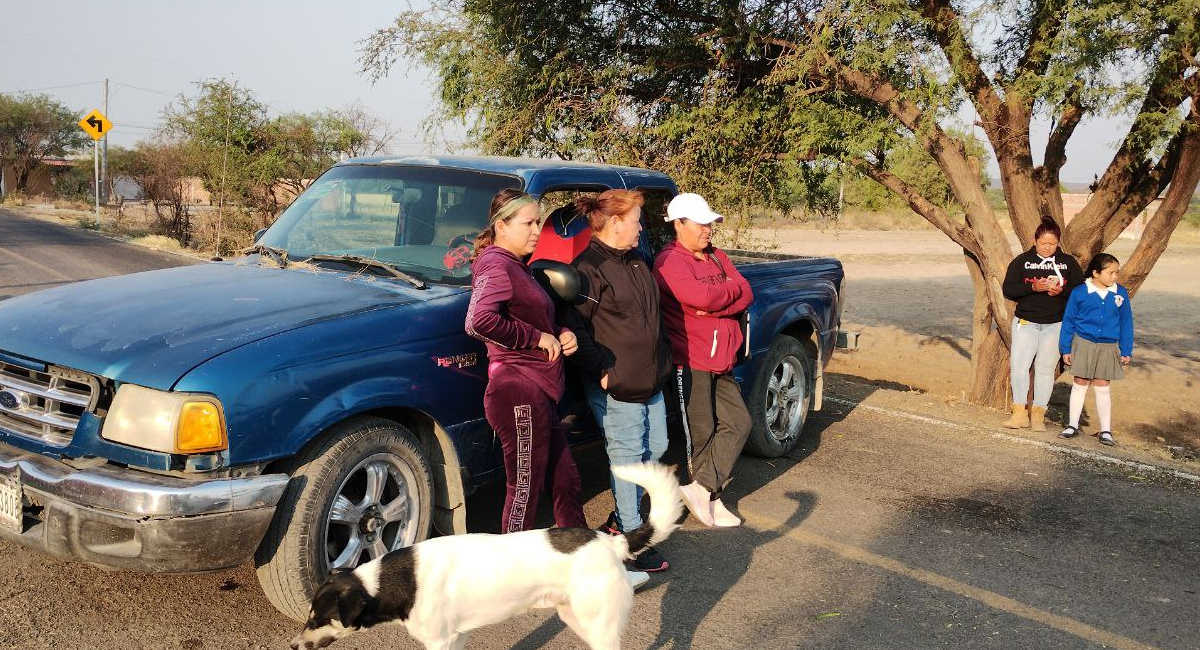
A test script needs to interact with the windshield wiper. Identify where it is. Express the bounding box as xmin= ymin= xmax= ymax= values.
xmin=243 ymin=243 xmax=289 ymax=268
xmin=303 ymin=254 xmax=428 ymax=290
